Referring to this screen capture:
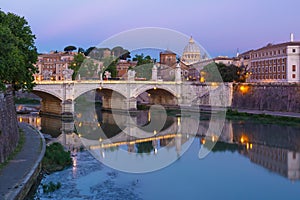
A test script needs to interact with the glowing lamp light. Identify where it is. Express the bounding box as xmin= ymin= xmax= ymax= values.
xmin=239 ymin=85 xmax=249 ymax=94
xmin=154 ymin=86 xmax=157 ymax=90
xmin=201 ymin=138 xmax=206 ymax=144
xmin=154 ymin=130 xmax=157 ymax=135
xmin=240 ymin=135 xmax=249 ymax=144
xmin=177 ymin=117 xmax=181 ymax=126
